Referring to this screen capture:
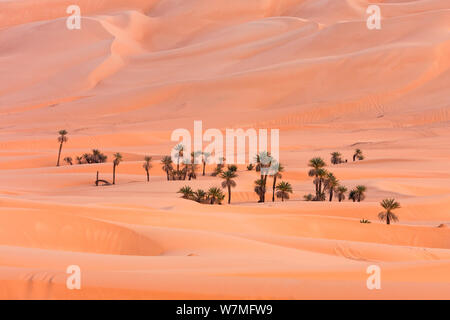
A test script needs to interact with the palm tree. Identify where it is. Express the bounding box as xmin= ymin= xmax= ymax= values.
xmin=378 ymin=198 xmax=400 ymax=225
xmin=315 ymin=168 xmax=328 ymax=201
xmin=212 ymin=157 xmax=226 ymax=176
xmin=355 ymin=185 xmax=367 ymax=202
xmin=254 ymin=179 xmax=265 ymax=203
xmin=254 ymin=154 xmax=261 ymax=172
xmin=330 ymin=152 xmax=343 ymax=165
xmin=174 ymin=144 xmax=184 ymax=172
xmin=308 ymin=157 xmax=326 ymax=199
xmin=193 ymin=189 xmax=207 ymax=203
xmin=202 ymin=152 xmax=211 ymax=176
xmin=143 ymin=156 xmax=152 ymax=182
xmin=220 ymin=170 xmax=237 ymax=204
xmin=349 ymin=189 xmax=357 ymax=202
xmin=271 ymin=162 xmax=284 ymax=202
xmin=187 ymin=163 xmax=198 ymax=180
xmin=112 ymin=153 xmax=122 ymax=185
xmin=349 ymin=185 xmax=367 ymax=202
xmin=247 ymin=164 xmax=254 ymax=171
xmin=227 ymin=164 xmax=238 ymax=172
xmin=324 ymin=172 xmax=339 ymax=201
xmin=178 ymin=186 xmax=194 ymax=199
xmin=56 ymin=130 xmax=68 ymax=166
xmin=90 ymin=149 xmax=107 ymax=163
xmin=257 ymin=151 xmax=272 ymax=202
xmin=336 ymin=186 xmax=348 ymax=202
xmin=76 ymin=156 xmax=83 ymax=164
xmin=208 ymin=187 xmax=224 ymax=205
xmin=353 ymin=149 xmax=364 ymax=162
xmin=276 ymin=181 xmax=293 ymax=202
xmin=161 ymin=156 xmax=173 ymax=181
xmin=64 ymin=156 xmax=73 ymax=166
